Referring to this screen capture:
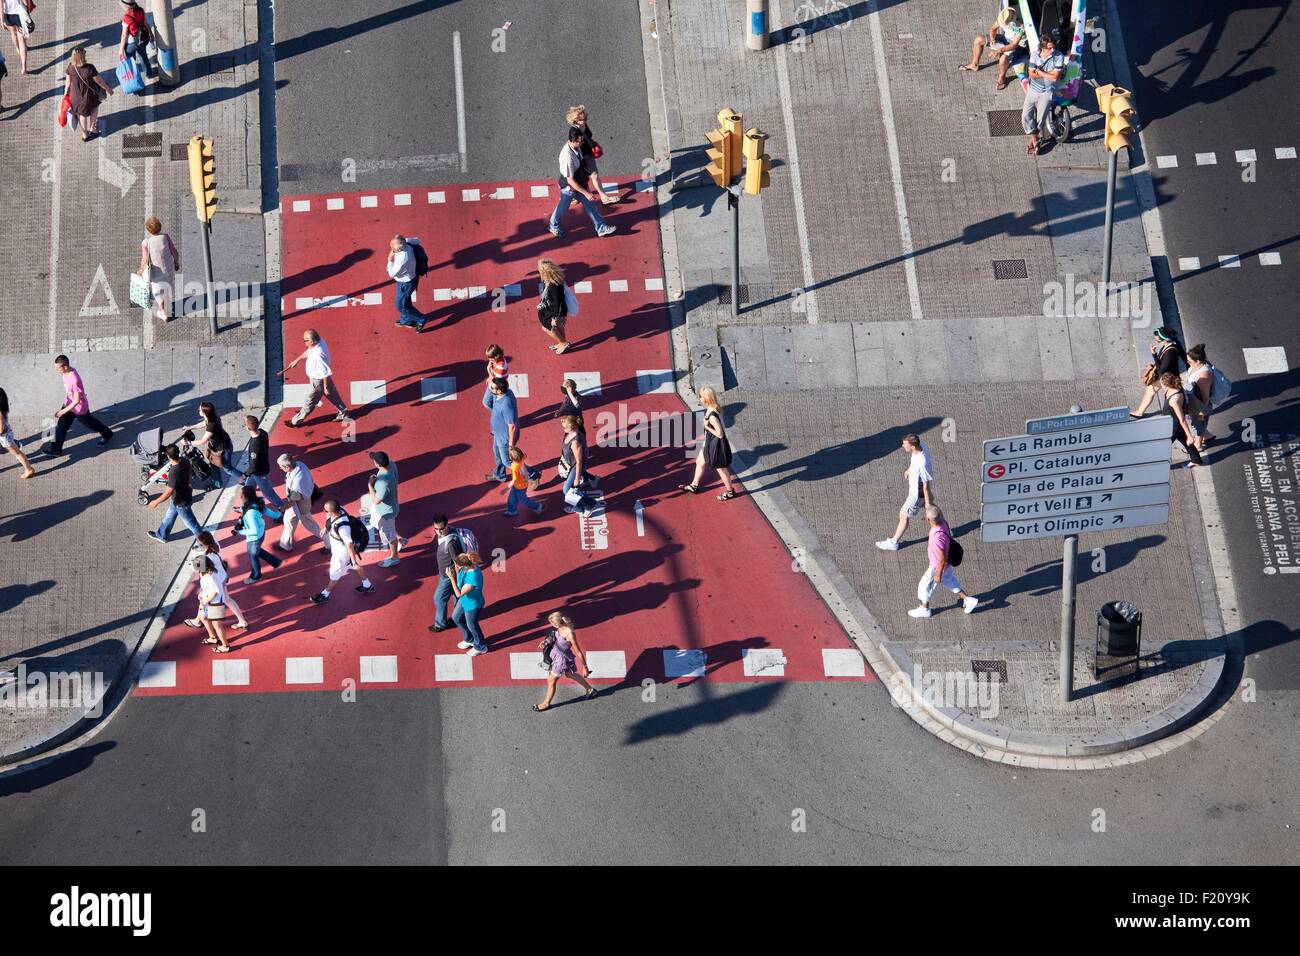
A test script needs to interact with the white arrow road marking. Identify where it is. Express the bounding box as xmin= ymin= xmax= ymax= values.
xmin=80 ymin=263 xmax=121 ymax=317
xmin=98 ymin=141 xmax=137 ymax=197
